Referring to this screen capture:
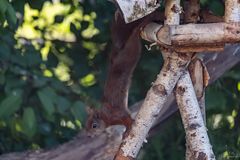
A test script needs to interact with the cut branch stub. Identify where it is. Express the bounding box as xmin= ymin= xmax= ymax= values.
xmin=141 ymin=22 xmax=240 ymax=52
xmin=115 ymin=0 xmax=160 ymax=23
